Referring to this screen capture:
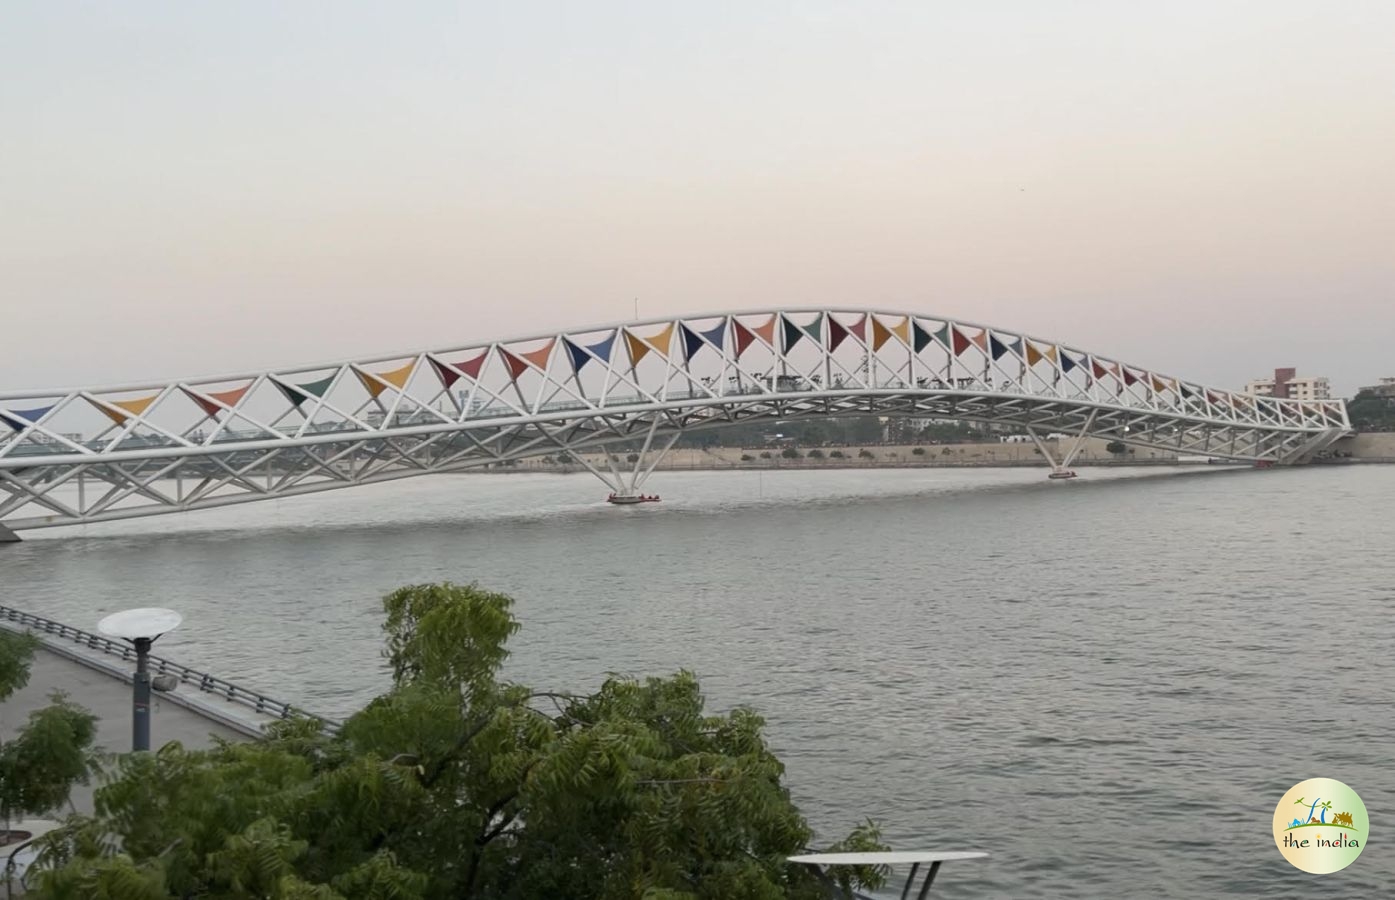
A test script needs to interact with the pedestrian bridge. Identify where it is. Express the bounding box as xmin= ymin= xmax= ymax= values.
xmin=0 ymin=308 xmax=1349 ymax=535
